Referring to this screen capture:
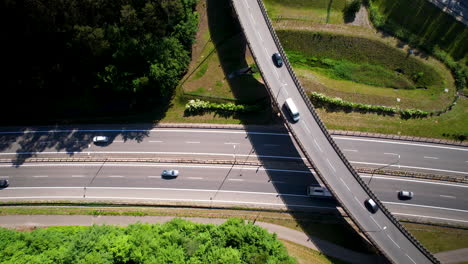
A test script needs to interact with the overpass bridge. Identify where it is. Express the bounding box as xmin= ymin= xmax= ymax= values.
xmin=230 ymin=0 xmax=439 ymax=263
